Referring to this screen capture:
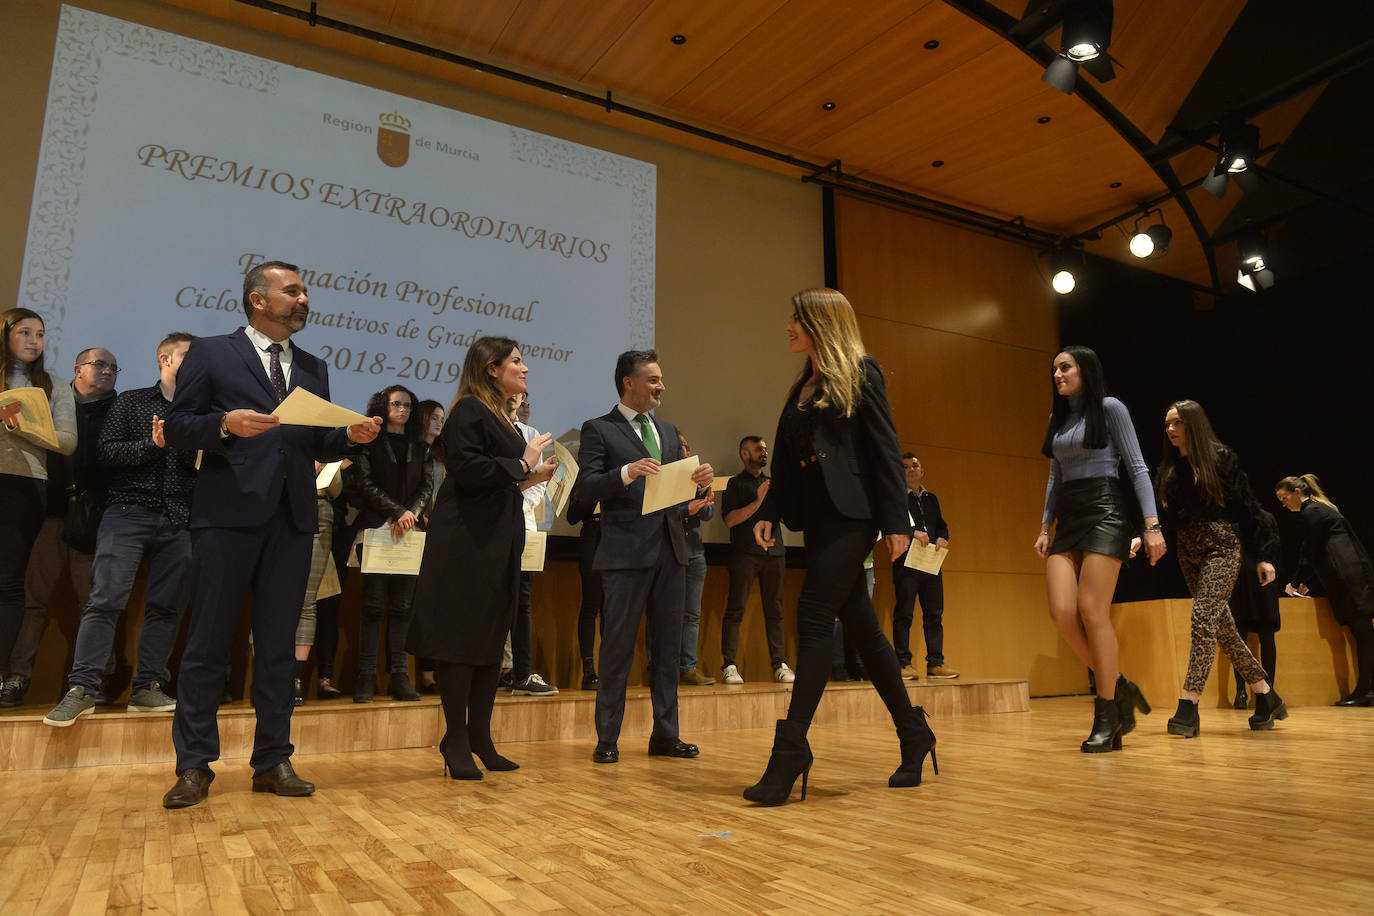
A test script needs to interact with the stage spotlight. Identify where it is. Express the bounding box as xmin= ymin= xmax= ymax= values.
xmin=1042 ymin=0 xmax=1114 ymax=94
xmin=1235 ymin=231 xmax=1274 ymax=291
xmin=1049 ymin=249 xmax=1082 ymax=294
xmin=1128 ymin=212 xmax=1171 ymax=259
xmin=1202 ymin=122 xmax=1260 ymax=199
